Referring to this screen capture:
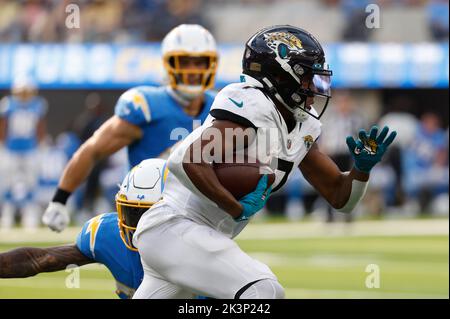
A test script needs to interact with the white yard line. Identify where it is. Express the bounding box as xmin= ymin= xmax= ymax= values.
xmin=239 ymin=219 xmax=449 ymax=240
xmin=0 ymin=219 xmax=448 ymax=244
